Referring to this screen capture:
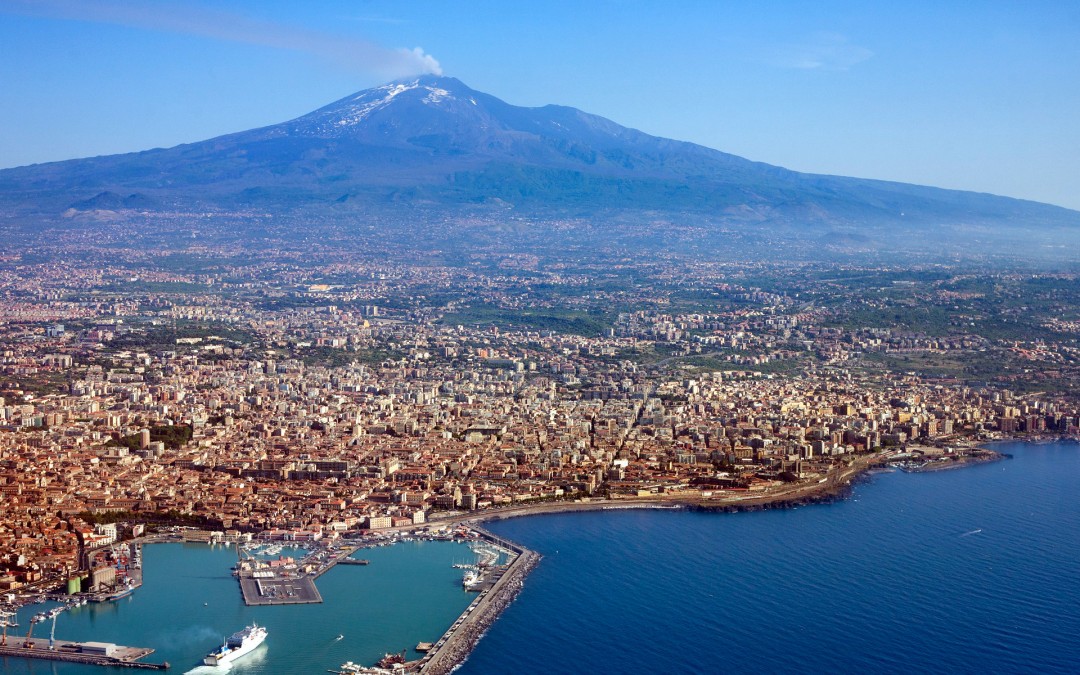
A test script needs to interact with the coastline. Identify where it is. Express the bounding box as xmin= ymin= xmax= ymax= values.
xmin=898 ymin=449 xmax=1010 ymax=473
xmin=455 ymin=450 xmax=890 ymax=523
xmin=410 ymin=442 xmax=1031 ymax=672
xmin=113 ymin=438 xmax=1066 ymax=674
